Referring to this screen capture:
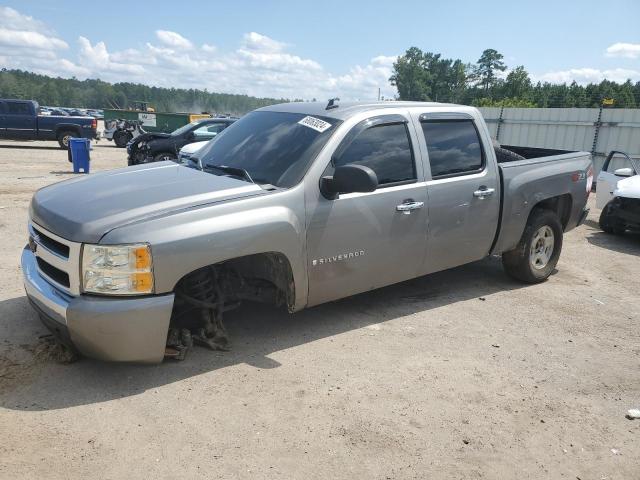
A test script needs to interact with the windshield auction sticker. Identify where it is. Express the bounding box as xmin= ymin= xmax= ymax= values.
xmin=298 ymin=116 xmax=332 ymax=133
